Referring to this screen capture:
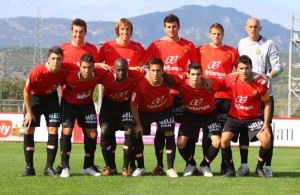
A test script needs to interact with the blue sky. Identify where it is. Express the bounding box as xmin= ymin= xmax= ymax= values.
xmin=0 ymin=0 xmax=299 ymax=29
